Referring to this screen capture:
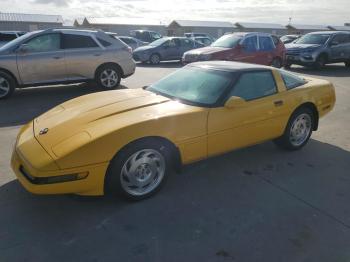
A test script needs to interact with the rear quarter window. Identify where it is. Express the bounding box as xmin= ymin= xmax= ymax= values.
xmin=97 ymin=37 xmax=112 ymax=47
xmin=63 ymin=34 xmax=99 ymax=49
xmin=280 ymin=70 xmax=306 ymax=90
